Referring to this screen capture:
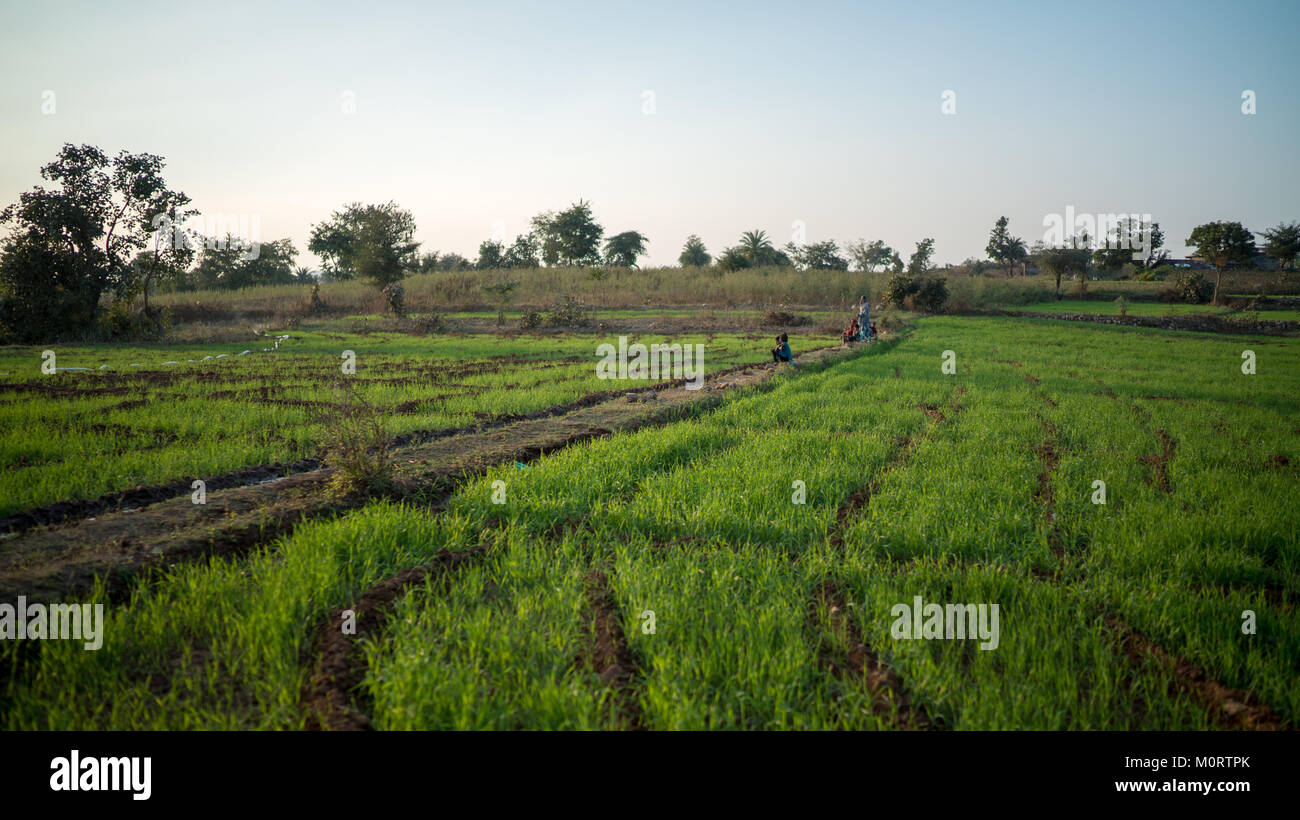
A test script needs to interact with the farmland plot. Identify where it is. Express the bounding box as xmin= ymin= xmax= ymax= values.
xmin=0 ymin=330 xmax=819 ymax=518
xmin=2 ymin=317 xmax=1296 ymax=730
